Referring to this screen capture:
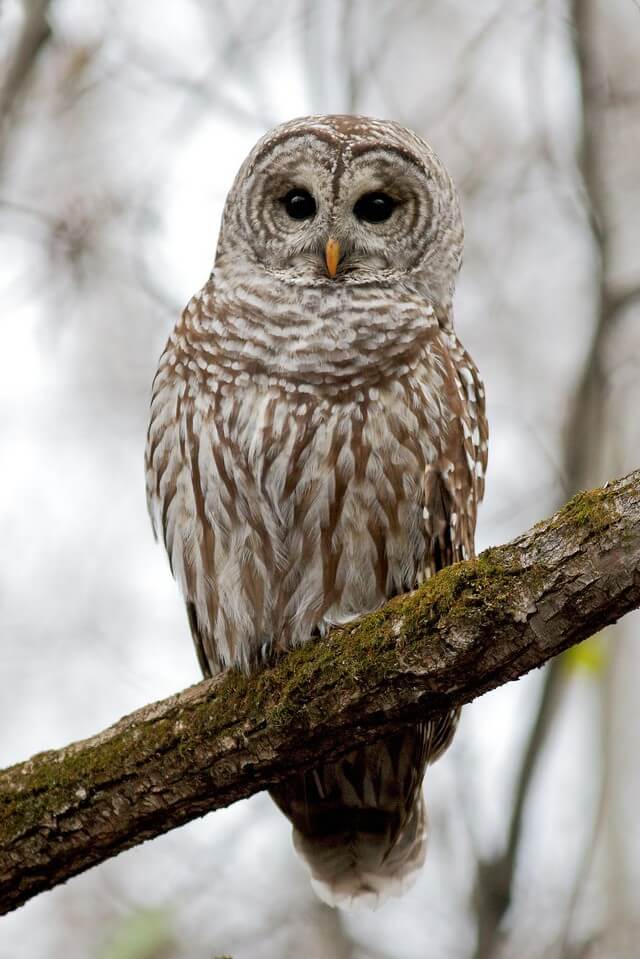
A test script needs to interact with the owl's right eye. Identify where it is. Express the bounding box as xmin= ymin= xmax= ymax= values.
xmin=281 ymin=188 xmax=316 ymax=220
